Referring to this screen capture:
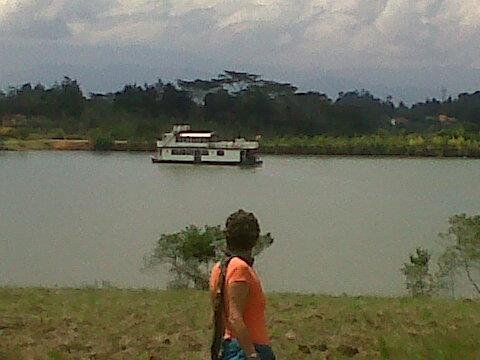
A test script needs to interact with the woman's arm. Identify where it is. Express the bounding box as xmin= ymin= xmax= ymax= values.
xmin=226 ymin=281 xmax=257 ymax=357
